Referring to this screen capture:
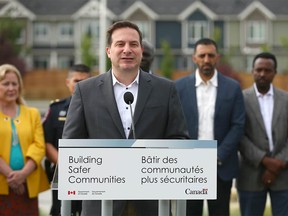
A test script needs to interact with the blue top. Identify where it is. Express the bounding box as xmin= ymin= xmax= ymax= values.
xmin=10 ymin=106 xmax=24 ymax=170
